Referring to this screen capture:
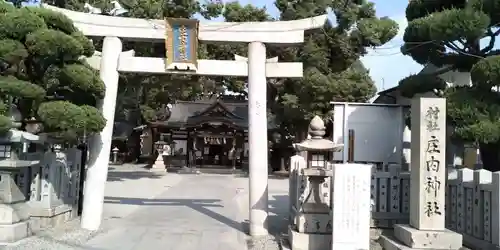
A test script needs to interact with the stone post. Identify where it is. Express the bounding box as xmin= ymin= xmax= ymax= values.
xmin=112 ymin=147 xmax=119 ymax=164
xmin=289 ymin=153 xmax=306 ymax=222
xmin=81 ymin=36 xmax=122 ymax=231
xmin=66 ymin=147 xmax=83 ymax=219
xmin=248 ymin=41 xmax=269 ymax=237
xmin=381 ymin=97 xmax=463 ymax=249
